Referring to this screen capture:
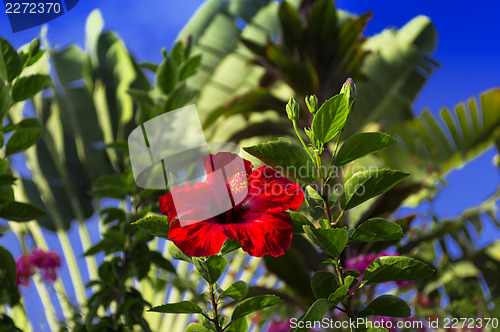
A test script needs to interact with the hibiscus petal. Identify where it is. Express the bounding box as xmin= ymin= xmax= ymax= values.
xmin=159 ymin=178 xmax=232 ymax=225
xmin=226 ymin=209 xmax=293 ymax=257
xmin=203 ymin=152 xmax=253 ymax=176
xmin=246 ymin=166 xmax=304 ymax=212
xmin=168 ymin=219 xmax=231 ymax=257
